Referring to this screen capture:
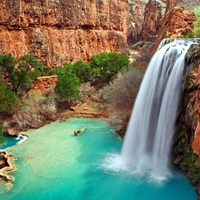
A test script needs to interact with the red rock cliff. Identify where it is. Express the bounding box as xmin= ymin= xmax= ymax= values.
xmin=0 ymin=0 xmax=129 ymax=66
